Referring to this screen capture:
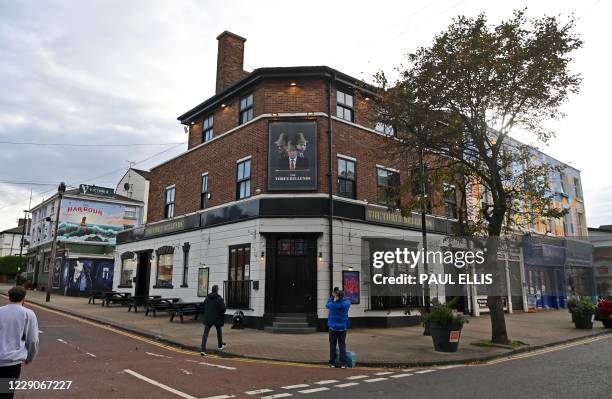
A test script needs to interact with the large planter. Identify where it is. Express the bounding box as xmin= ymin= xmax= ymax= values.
xmin=572 ymin=311 xmax=594 ymax=329
xmin=429 ymin=322 xmax=463 ymax=352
